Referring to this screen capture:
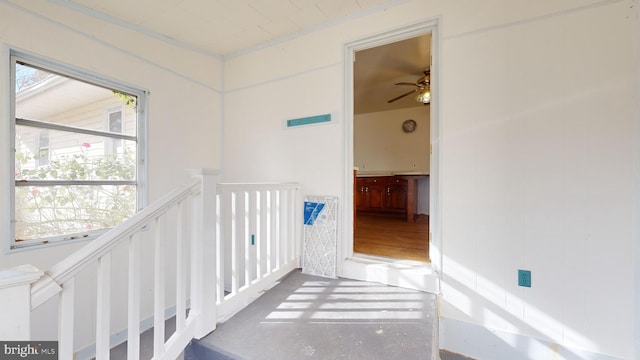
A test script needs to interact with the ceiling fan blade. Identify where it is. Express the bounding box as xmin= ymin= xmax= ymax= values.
xmin=394 ymin=82 xmax=419 ymax=87
xmin=387 ymin=89 xmax=417 ymax=103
